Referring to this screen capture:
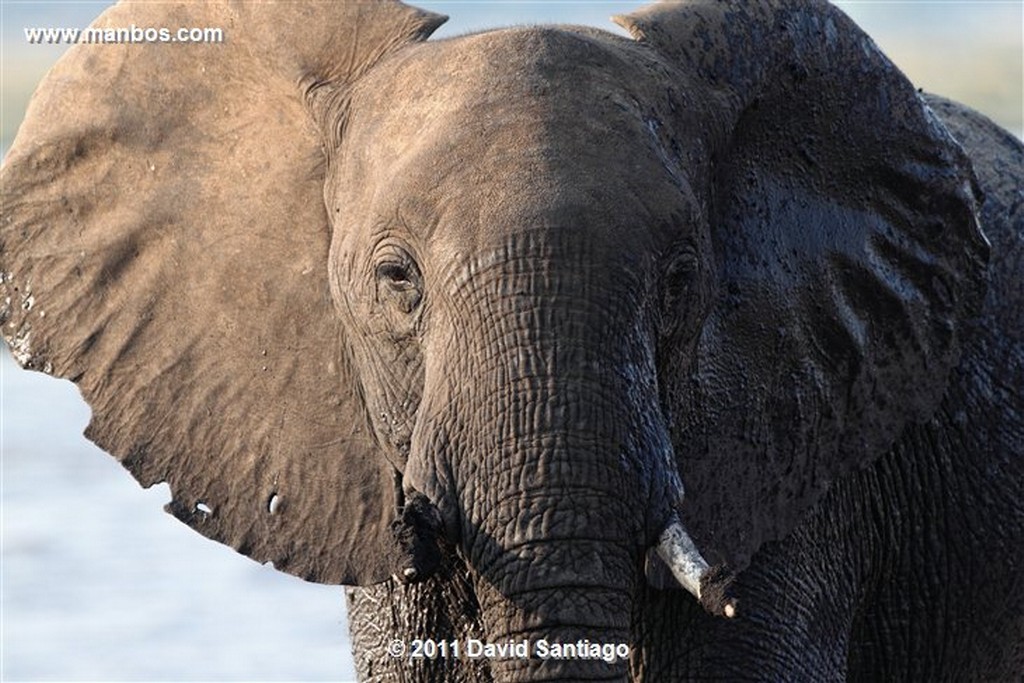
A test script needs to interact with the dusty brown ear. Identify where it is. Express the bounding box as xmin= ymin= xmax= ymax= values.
xmin=616 ymin=1 xmax=988 ymax=571
xmin=0 ymin=0 xmax=445 ymax=584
